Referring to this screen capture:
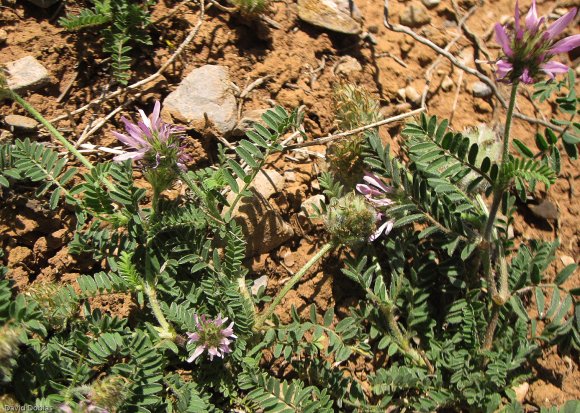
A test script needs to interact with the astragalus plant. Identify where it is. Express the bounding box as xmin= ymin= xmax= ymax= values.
xmin=0 ymin=1 xmax=579 ymax=411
